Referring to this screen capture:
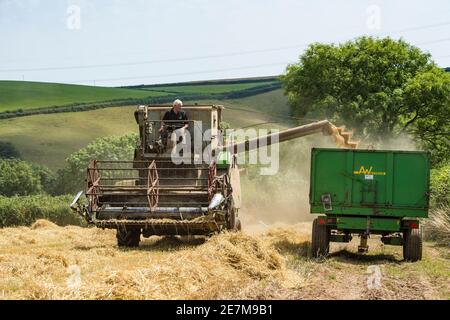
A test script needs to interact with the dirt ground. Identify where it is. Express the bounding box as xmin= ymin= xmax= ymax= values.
xmin=0 ymin=220 xmax=448 ymax=300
